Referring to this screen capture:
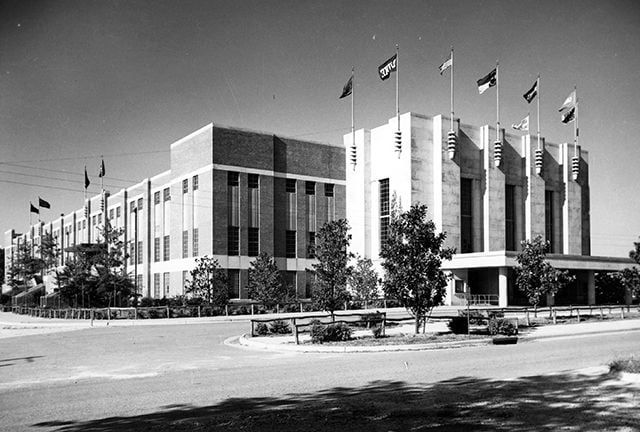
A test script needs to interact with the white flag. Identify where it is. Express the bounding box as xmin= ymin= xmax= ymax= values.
xmin=512 ymin=115 xmax=529 ymax=131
